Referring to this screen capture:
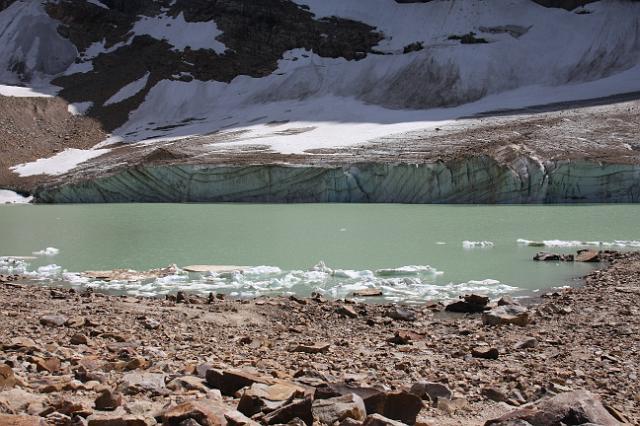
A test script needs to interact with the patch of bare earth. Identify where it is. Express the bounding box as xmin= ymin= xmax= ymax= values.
xmin=0 ymin=95 xmax=106 ymax=192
